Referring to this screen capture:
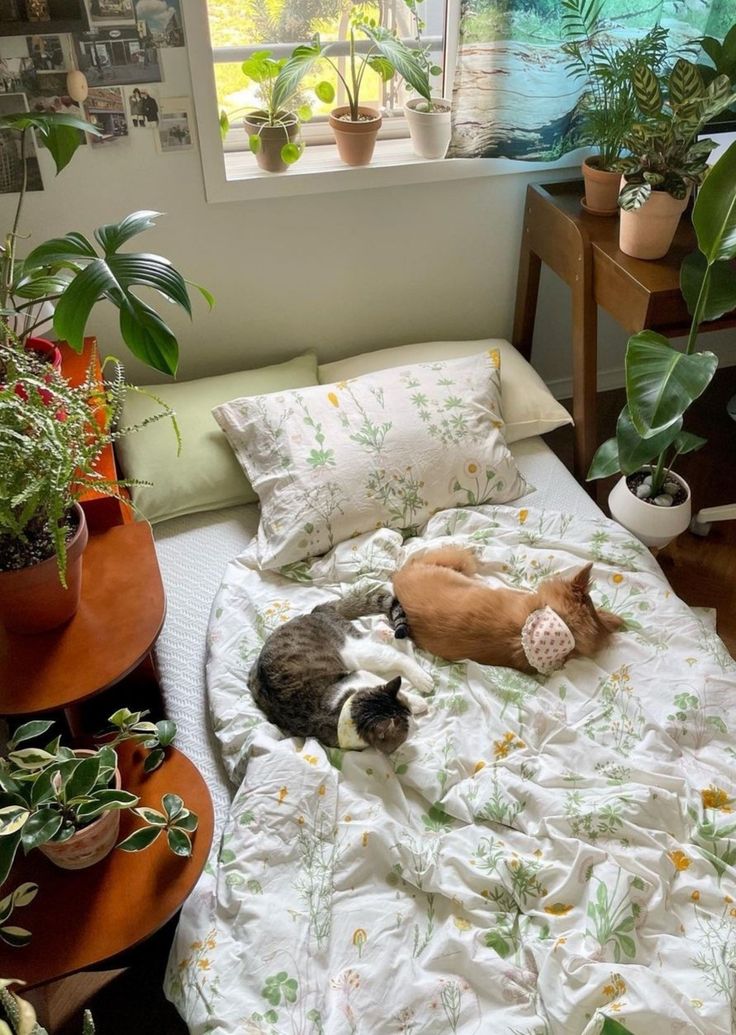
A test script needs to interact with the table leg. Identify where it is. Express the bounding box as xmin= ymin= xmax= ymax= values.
xmin=511 ymin=236 xmax=541 ymax=361
xmin=571 ymin=276 xmax=598 ymax=489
